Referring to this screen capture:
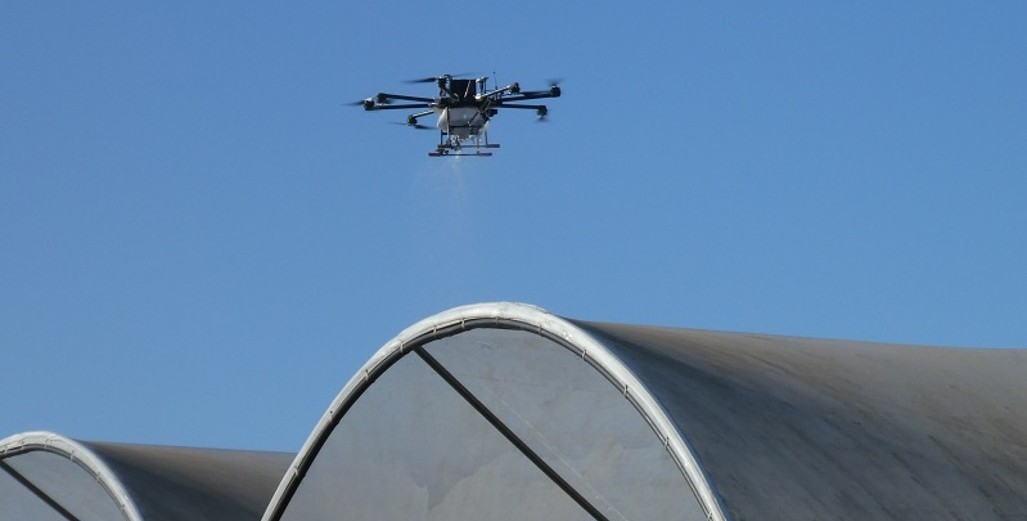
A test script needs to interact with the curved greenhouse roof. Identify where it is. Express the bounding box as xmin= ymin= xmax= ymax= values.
xmin=5 ymin=302 xmax=1027 ymax=520
xmin=265 ymin=302 xmax=1027 ymax=521
xmin=0 ymin=431 xmax=291 ymax=521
